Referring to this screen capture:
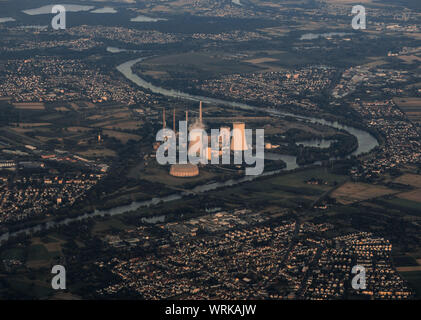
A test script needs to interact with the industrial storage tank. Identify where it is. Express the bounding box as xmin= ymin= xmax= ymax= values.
xmin=169 ymin=163 xmax=199 ymax=177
